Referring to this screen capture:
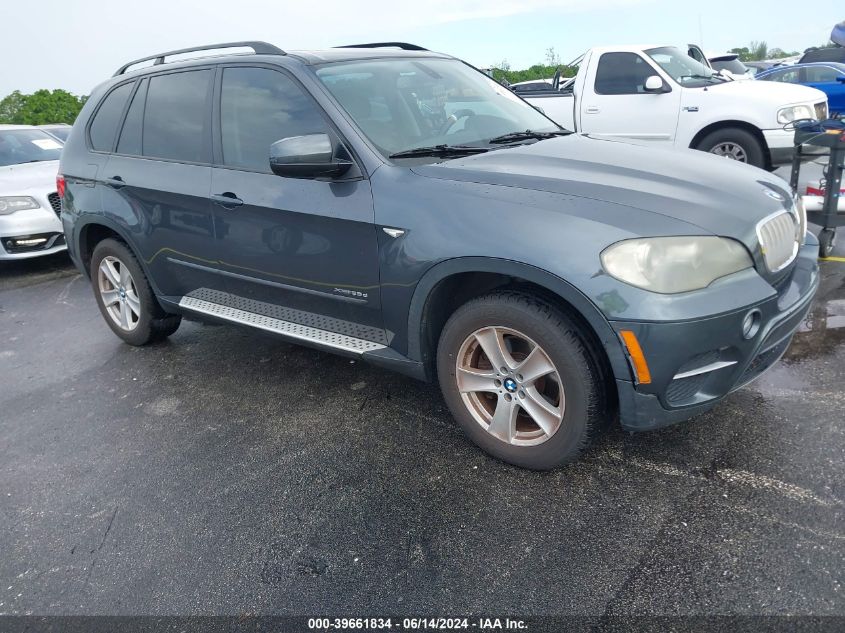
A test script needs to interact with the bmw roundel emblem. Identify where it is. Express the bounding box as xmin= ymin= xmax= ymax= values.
xmin=763 ymin=189 xmax=784 ymax=202
xmin=503 ymin=378 xmax=518 ymax=393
